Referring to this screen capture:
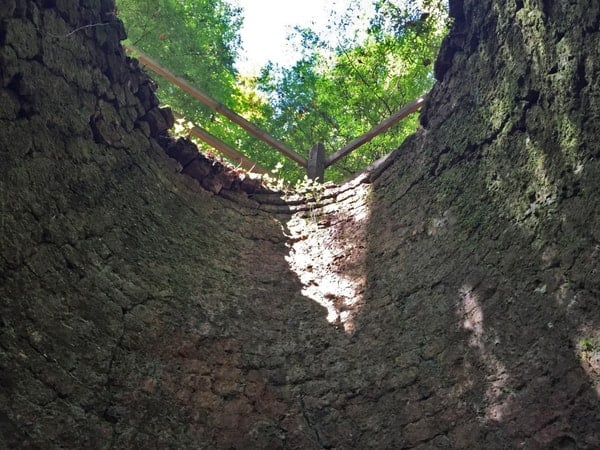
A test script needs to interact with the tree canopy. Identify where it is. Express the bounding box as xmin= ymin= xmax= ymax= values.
xmin=116 ymin=0 xmax=448 ymax=184
xmin=116 ymin=0 xmax=242 ymax=134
